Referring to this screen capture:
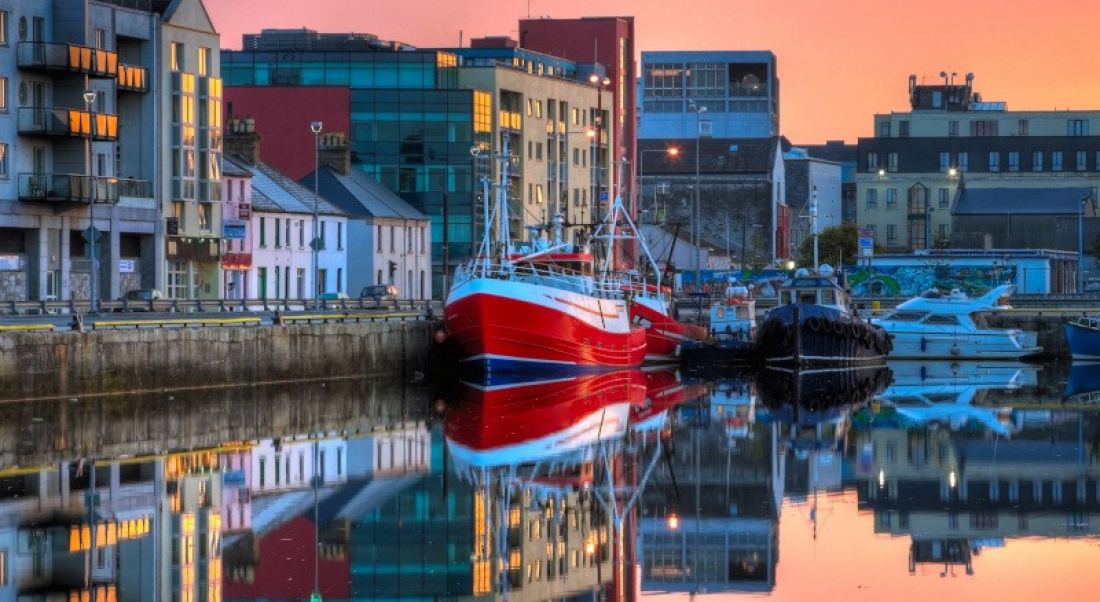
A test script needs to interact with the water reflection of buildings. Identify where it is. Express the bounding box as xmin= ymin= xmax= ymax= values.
xmin=640 ymin=376 xmax=784 ymax=594
xmin=853 ymin=409 xmax=1100 ymax=575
